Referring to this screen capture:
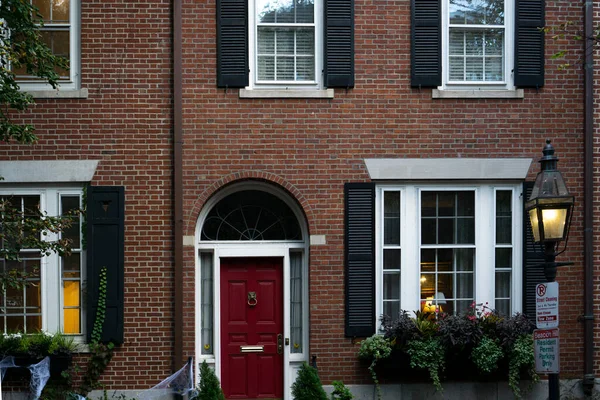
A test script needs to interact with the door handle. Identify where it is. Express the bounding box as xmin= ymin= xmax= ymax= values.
xmin=277 ymin=334 xmax=283 ymax=355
